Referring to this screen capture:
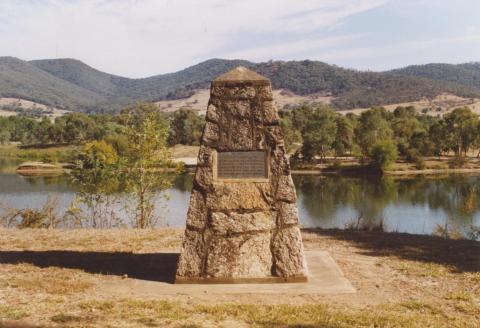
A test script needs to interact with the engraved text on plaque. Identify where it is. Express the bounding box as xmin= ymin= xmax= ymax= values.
xmin=217 ymin=151 xmax=267 ymax=179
